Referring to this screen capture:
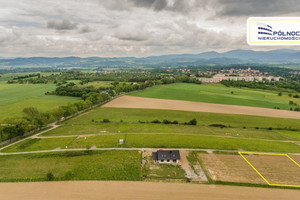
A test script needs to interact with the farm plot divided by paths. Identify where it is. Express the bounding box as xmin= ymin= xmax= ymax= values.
xmin=240 ymin=152 xmax=300 ymax=187
xmin=198 ymin=153 xmax=266 ymax=184
xmin=103 ymin=96 xmax=300 ymax=119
